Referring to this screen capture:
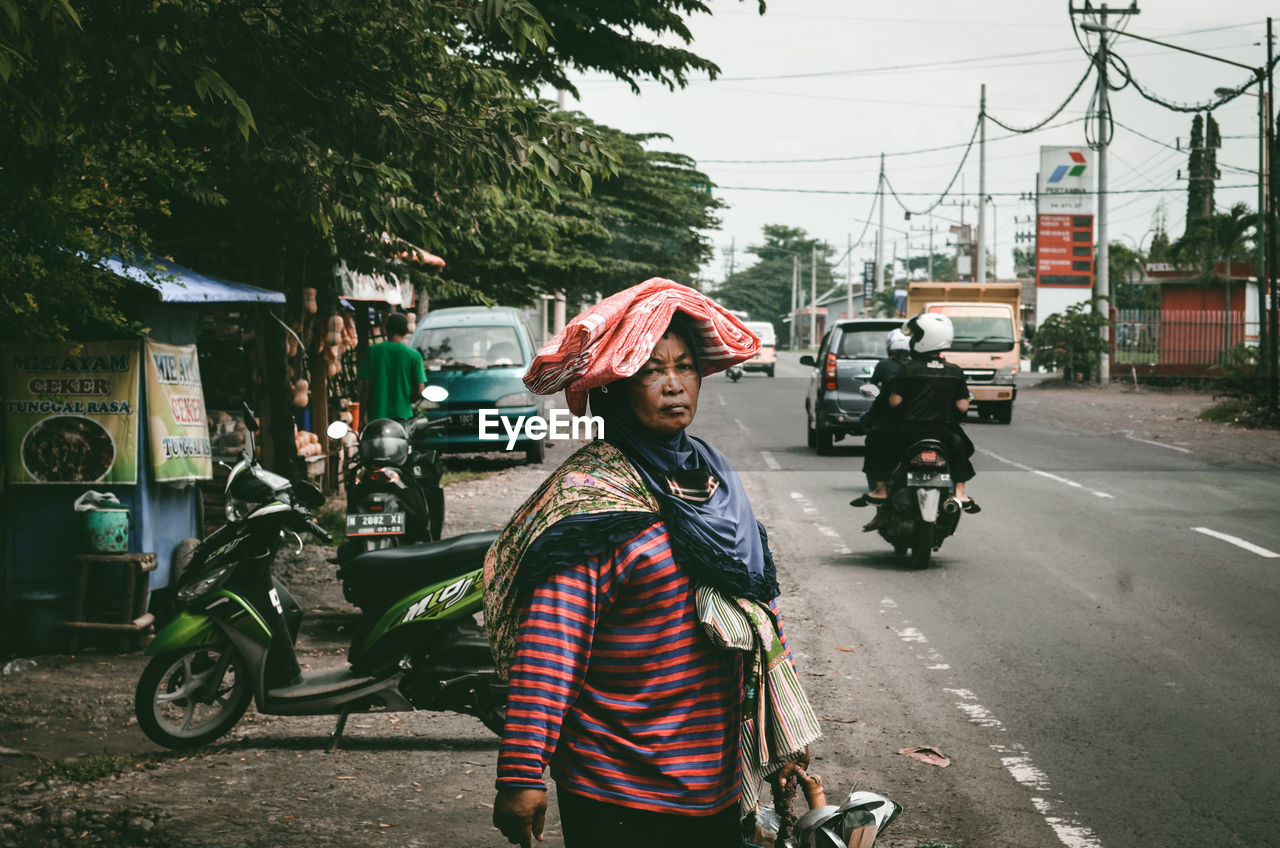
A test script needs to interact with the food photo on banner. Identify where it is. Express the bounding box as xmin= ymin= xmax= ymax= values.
xmin=5 ymin=342 xmax=142 ymax=485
